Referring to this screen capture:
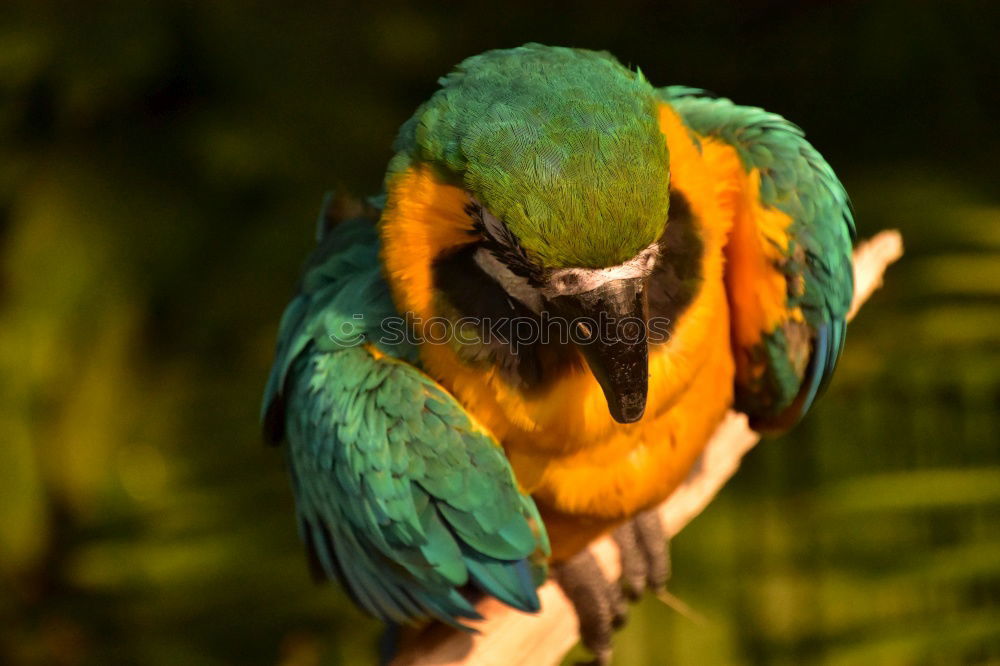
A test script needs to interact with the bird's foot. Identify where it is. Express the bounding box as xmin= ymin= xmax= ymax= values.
xmin=553 ymin=509 xmax=671 ymax=665
xmin=613 ymin=508 xmax=670 ymax=601
xmin=553 ymin=548 xmax=624 ymax=666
